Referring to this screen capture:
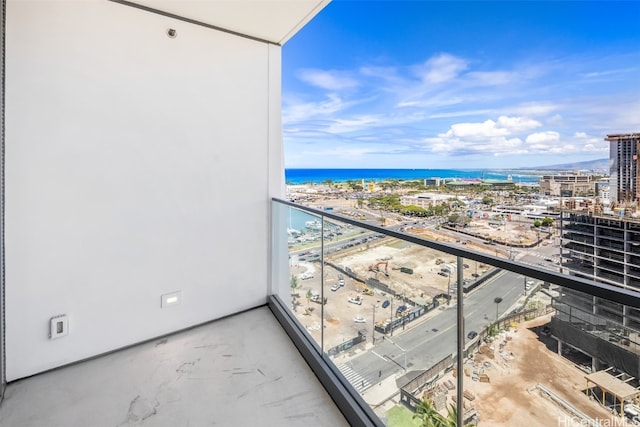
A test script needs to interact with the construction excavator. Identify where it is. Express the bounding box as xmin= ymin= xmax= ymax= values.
xmin=355 ymin=283 xmax=374 ymax=295
xmin=368 ymin=260 xmax=389 ymax=275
